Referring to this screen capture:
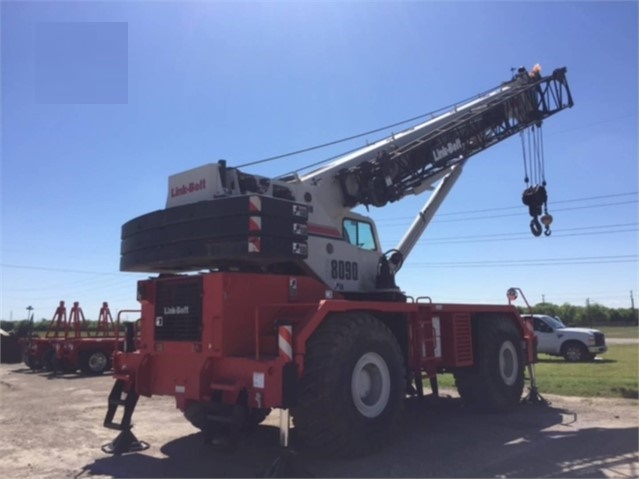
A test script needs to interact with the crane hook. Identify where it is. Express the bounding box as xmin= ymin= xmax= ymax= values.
xmin=530 ymin=218 xmax=542 ymax=237
xmin=541 ymin=213 xmax=553 ymax=237
xmin=522 ymin=185 xmax=553 ymax=238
